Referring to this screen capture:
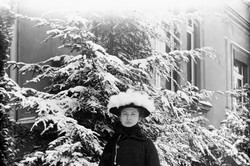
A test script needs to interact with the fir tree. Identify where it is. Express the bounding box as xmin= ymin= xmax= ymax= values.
xmin=0 ymin=2 xmax=16 ymax=166
xmin=6 ymin=9 xmax=250 ymax=166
